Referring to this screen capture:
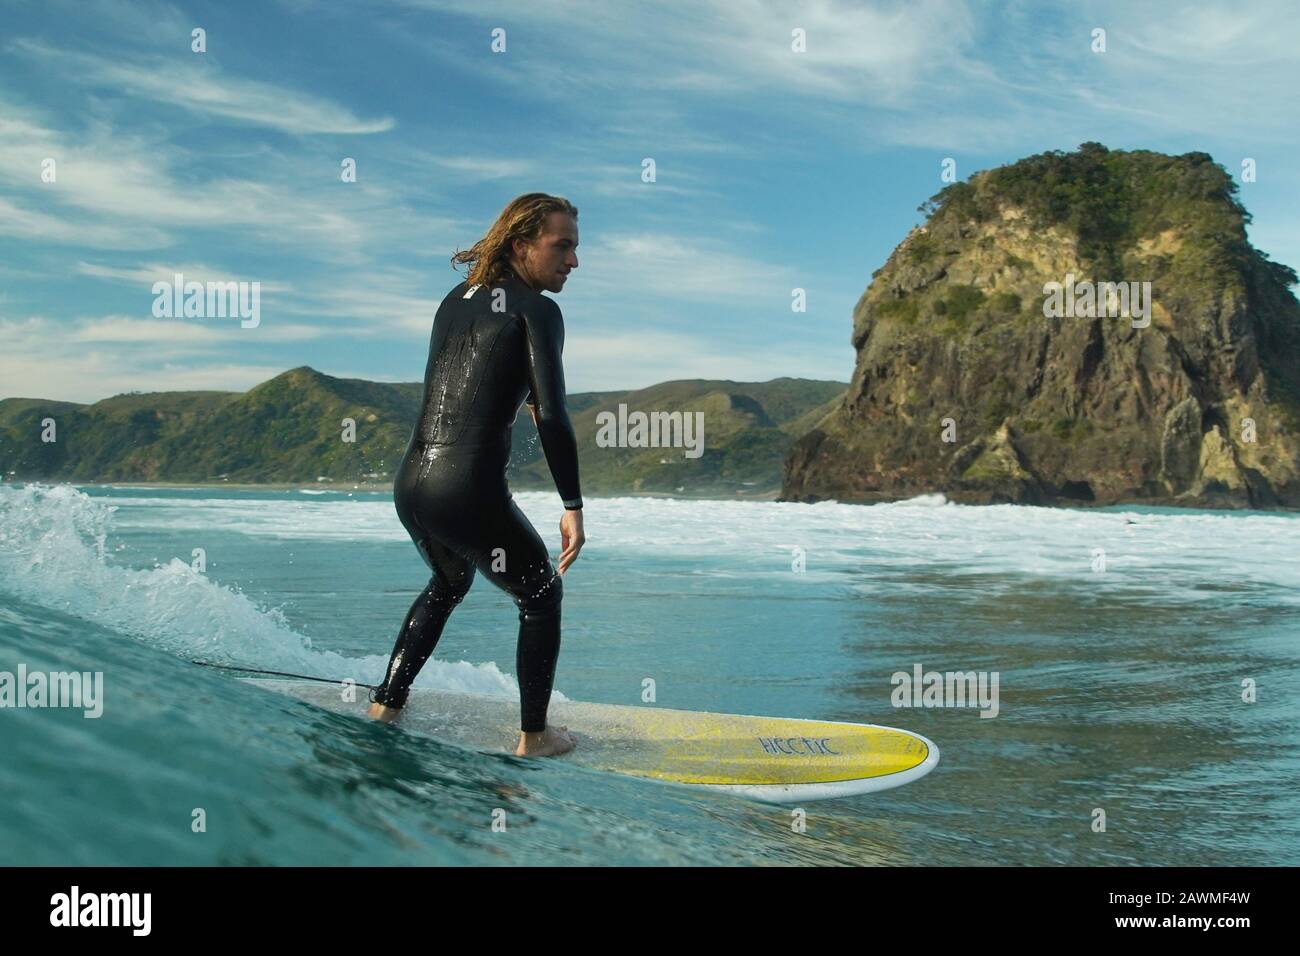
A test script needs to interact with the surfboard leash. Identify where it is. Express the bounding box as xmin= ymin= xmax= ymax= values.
xmin=189 ymin=660 xmax=379 ymax=689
